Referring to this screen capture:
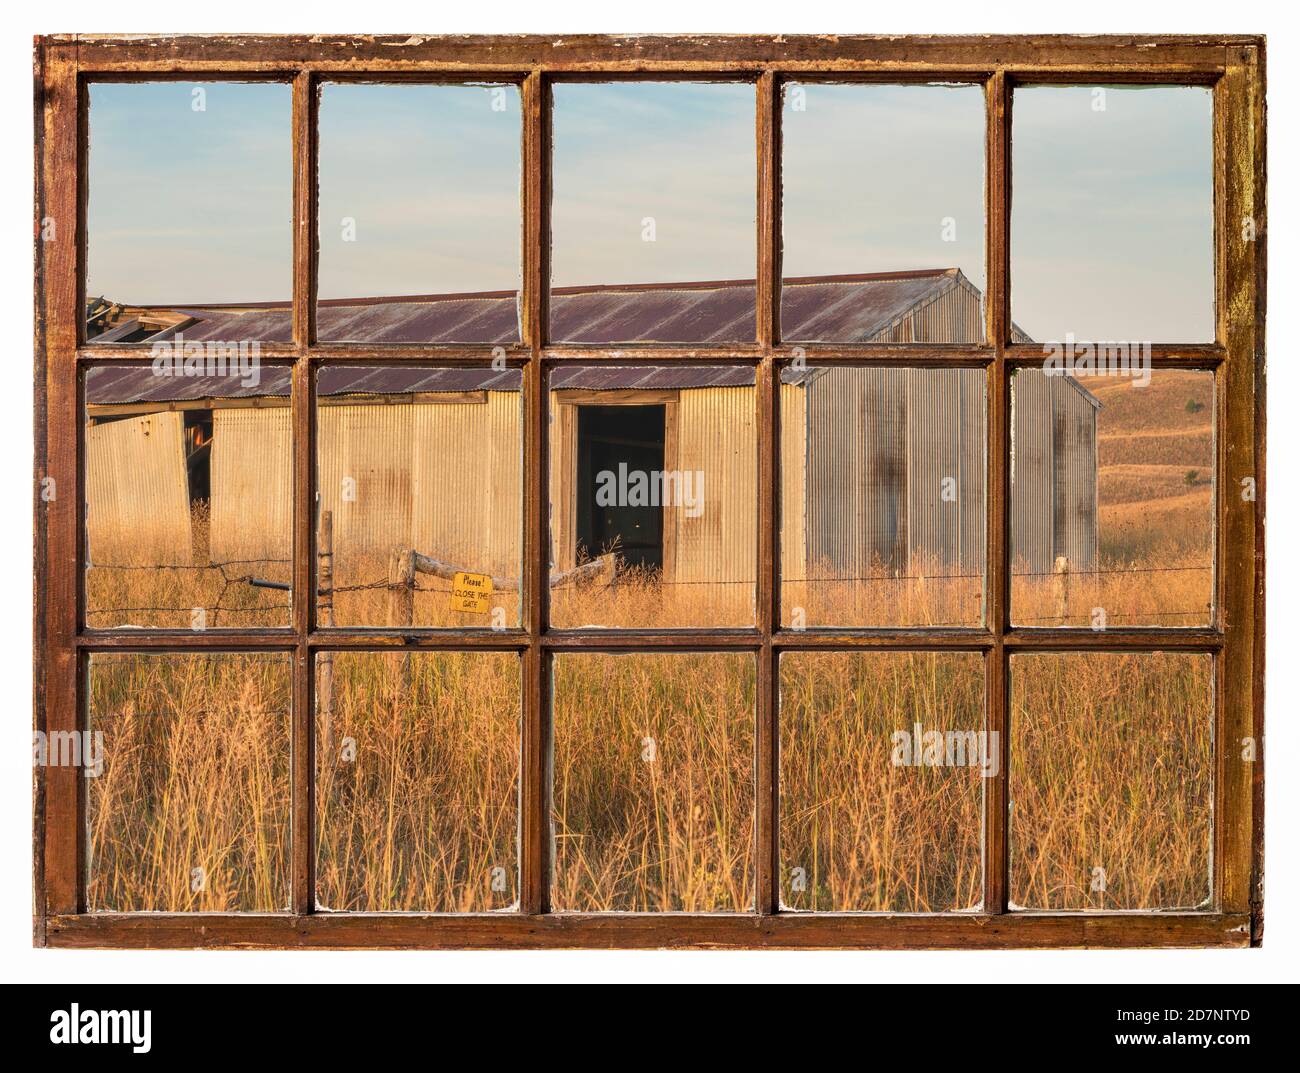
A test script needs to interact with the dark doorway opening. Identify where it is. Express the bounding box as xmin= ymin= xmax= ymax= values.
xmin=576 ymin=404 xmax=665 ymax=571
